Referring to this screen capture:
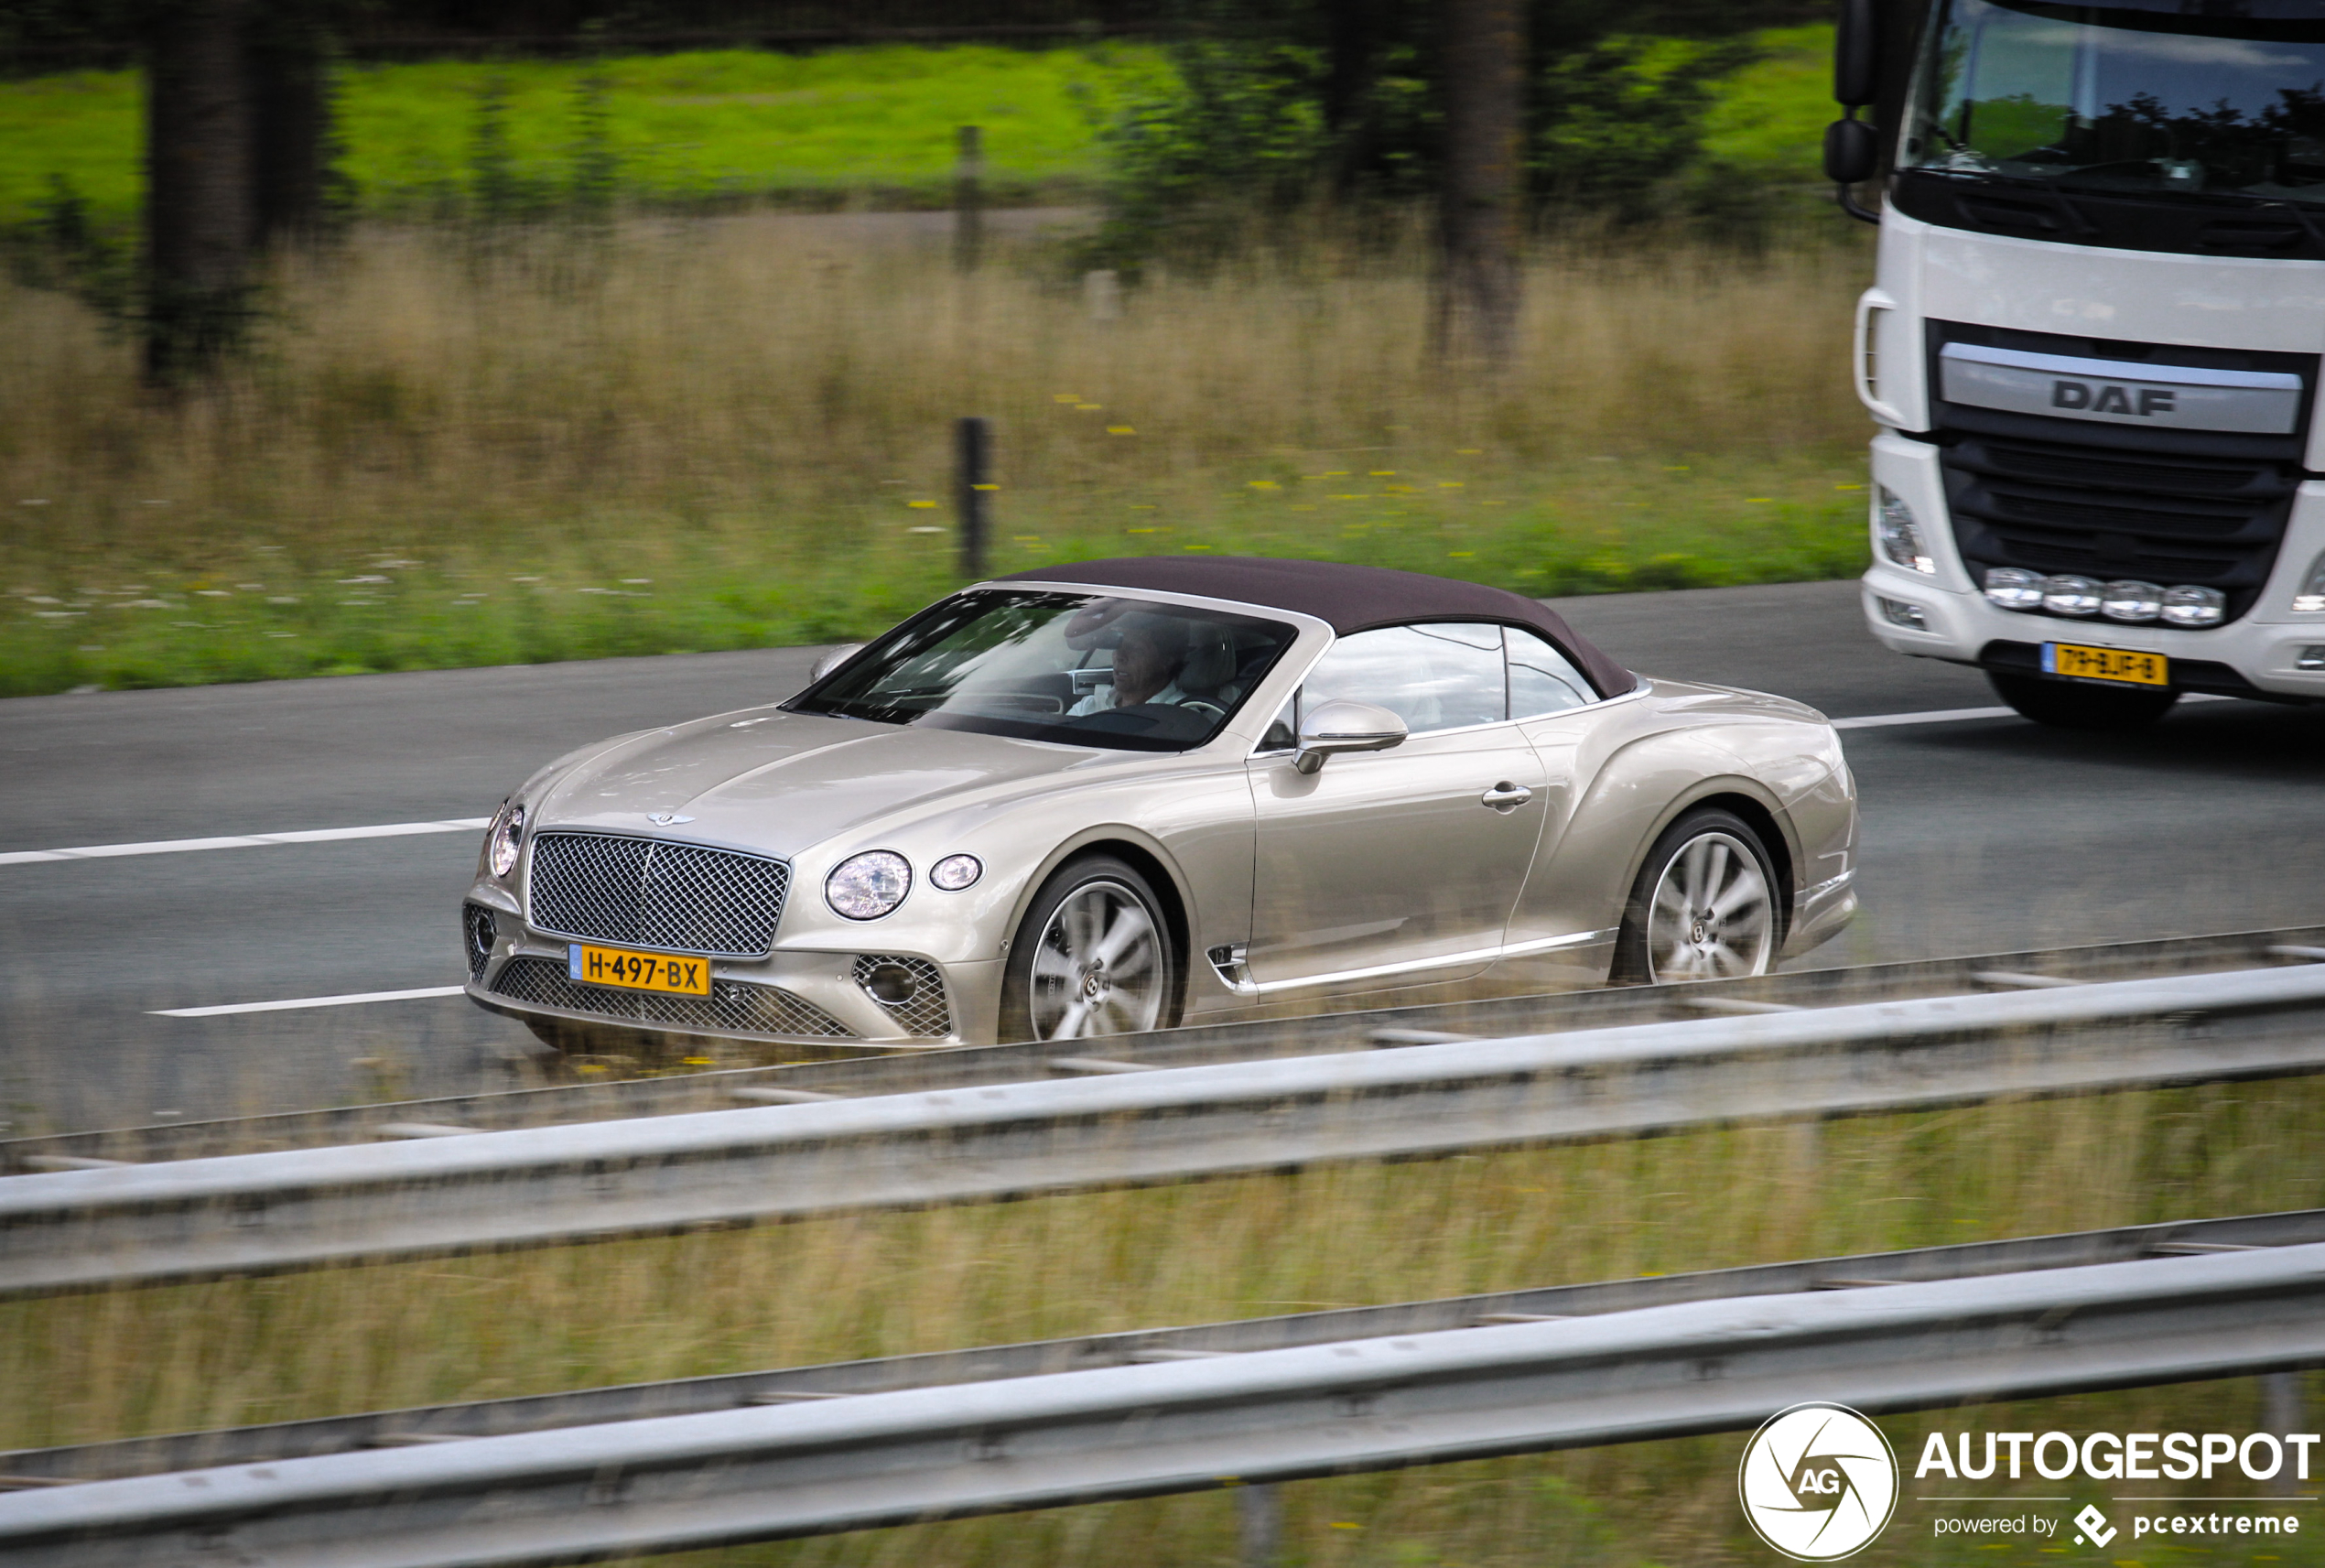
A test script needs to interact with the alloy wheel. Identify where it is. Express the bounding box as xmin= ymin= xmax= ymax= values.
xmin=1026 ymin=879 xmax=1166 ymax=1040
xmin=1644 ymin=830 xmax=1774 ymax=982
